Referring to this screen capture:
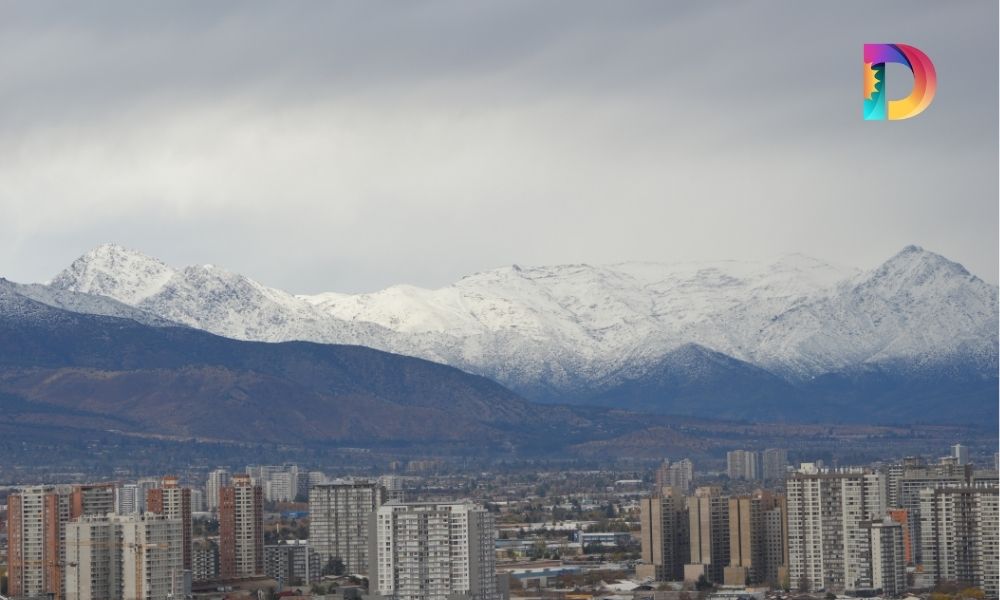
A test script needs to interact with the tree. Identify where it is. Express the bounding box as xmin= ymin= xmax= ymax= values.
xmin=323 ymin=556 xmax=346 ymax=576
xmin=695 ymin=575 xmax=712 ymax=591
xmin=528 ymin=539 xmax=548 ymax=560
